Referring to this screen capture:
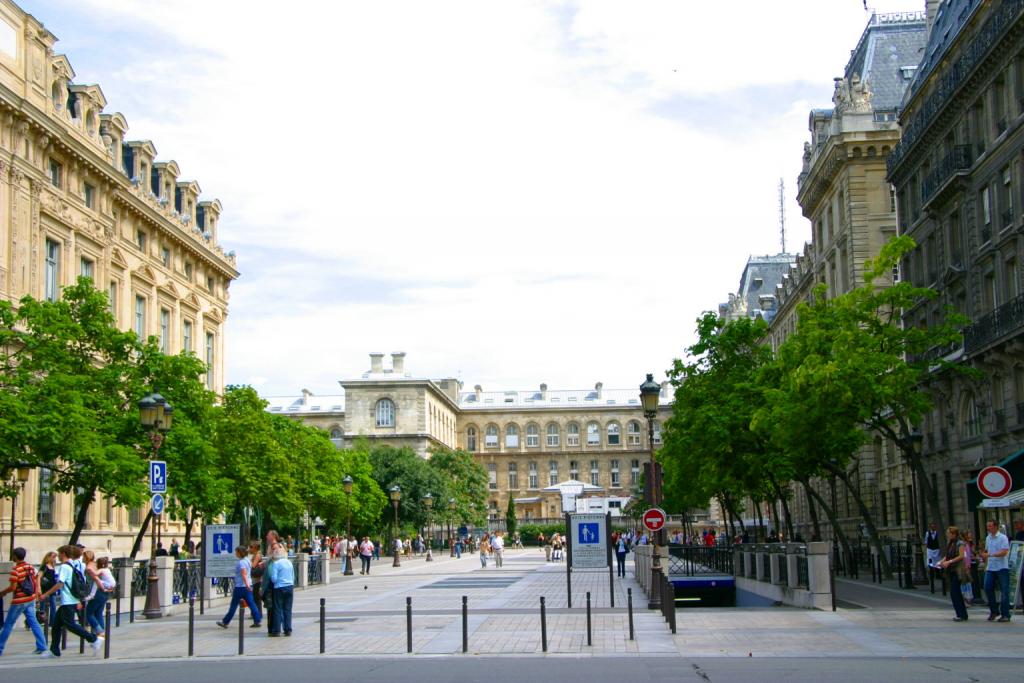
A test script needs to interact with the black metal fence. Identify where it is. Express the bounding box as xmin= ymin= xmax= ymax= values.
xmin=173 ymin=559 xmax=202 ymax=604
xmin=308 ymin=554 xmax=324 ymax=585
xmin=665 ymin=545 xmax=734 ymax=576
